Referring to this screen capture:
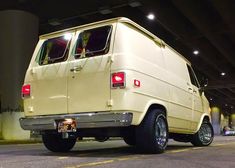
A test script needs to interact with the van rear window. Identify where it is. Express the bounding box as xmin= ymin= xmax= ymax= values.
xmin=37 ymin=34 xmax=72 ymax=65
xmin=74 ymin=26 xmax=112 ymax=58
